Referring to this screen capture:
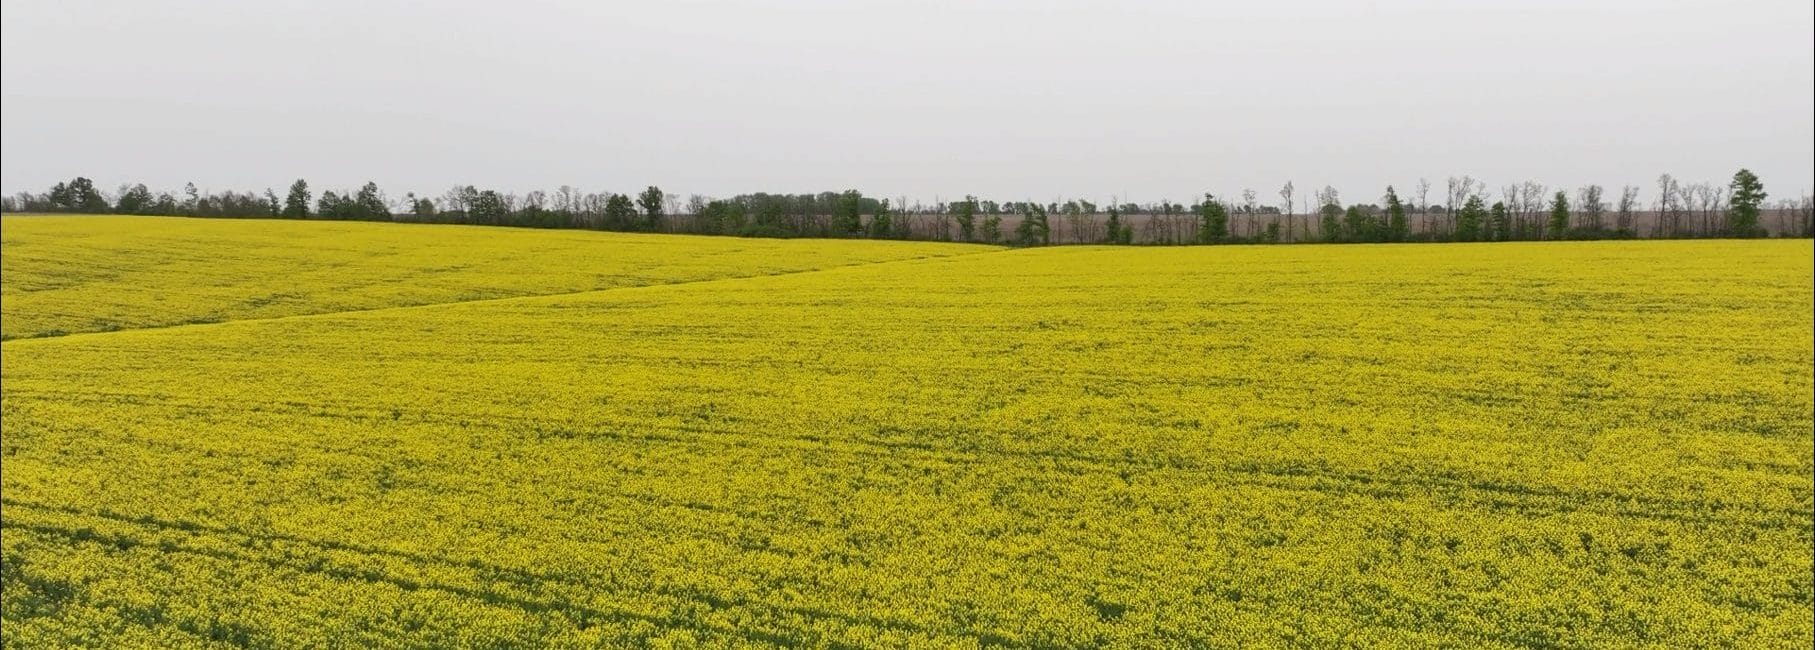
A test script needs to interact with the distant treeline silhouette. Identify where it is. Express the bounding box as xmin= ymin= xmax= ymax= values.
xmin=5 ymin=170 xmax=1809 ymax=244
